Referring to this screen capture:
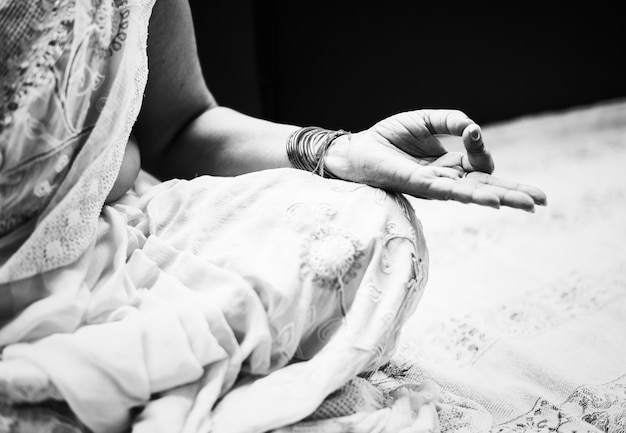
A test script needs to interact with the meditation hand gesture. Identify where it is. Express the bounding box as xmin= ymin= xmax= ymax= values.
xmin=327 ymin=109 xmax=547 ymax=211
